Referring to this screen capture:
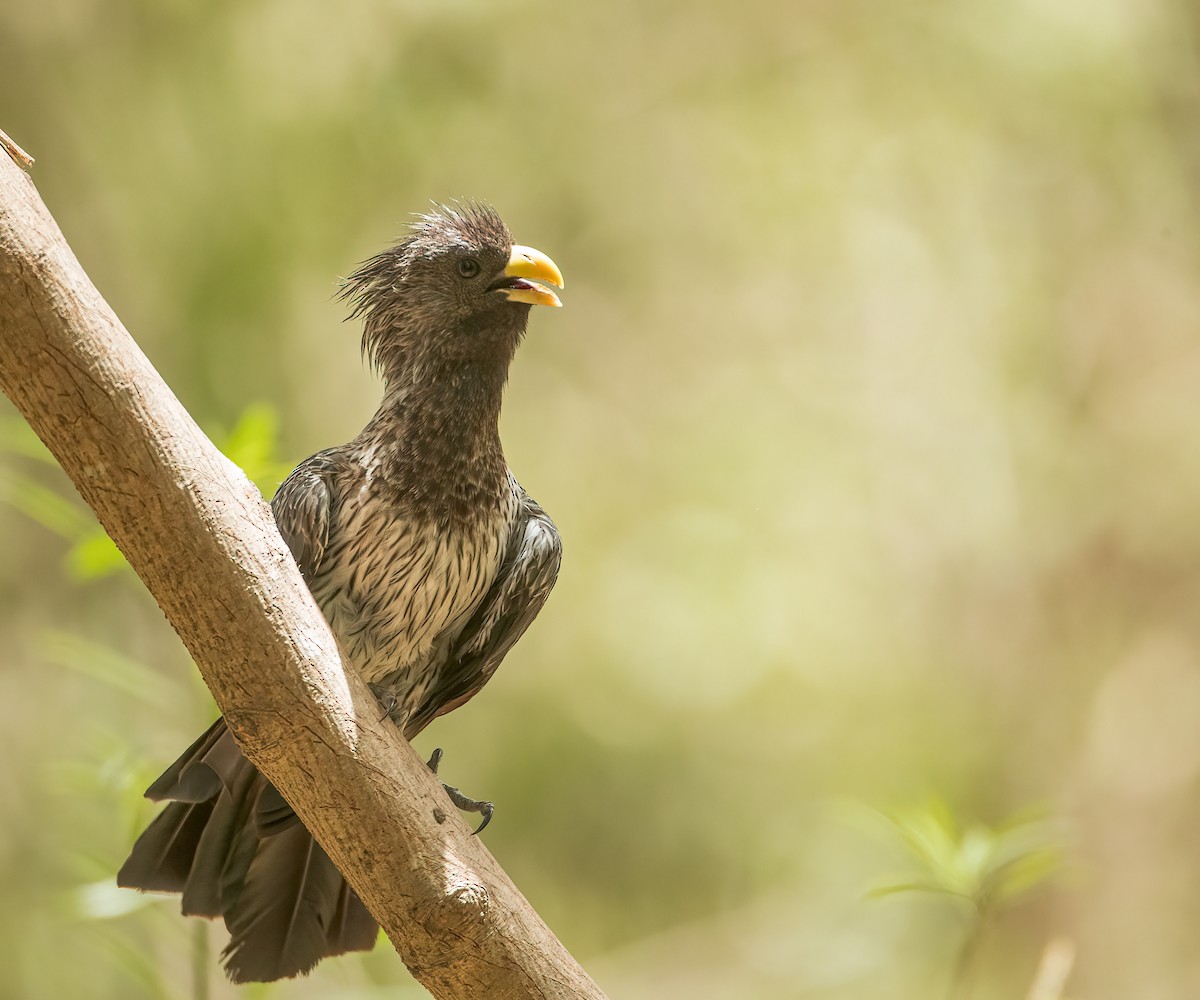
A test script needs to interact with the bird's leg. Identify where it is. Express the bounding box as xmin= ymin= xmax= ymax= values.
xmin=368 ymin=683 xmax=399 ymax=724
xmin=444 ymin=786 xmax=495 ymax=835
xmin=426 ymin=748 xmax=494 ymax=835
